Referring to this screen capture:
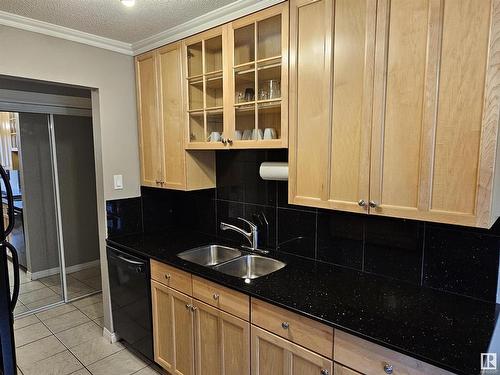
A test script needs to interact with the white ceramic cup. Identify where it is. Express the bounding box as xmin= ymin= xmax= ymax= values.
xmin=208 ymin=131 xmax=221 ymax=142
xmin=234 ymin=130 xmax=243 ymax=140
xmin=263 ymin=128 xmax=277 ymax=140
xmin=252 ymin=129 xmax=264 ymax=140
xmin=242 ymin=129 xmax=252 ymax=140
